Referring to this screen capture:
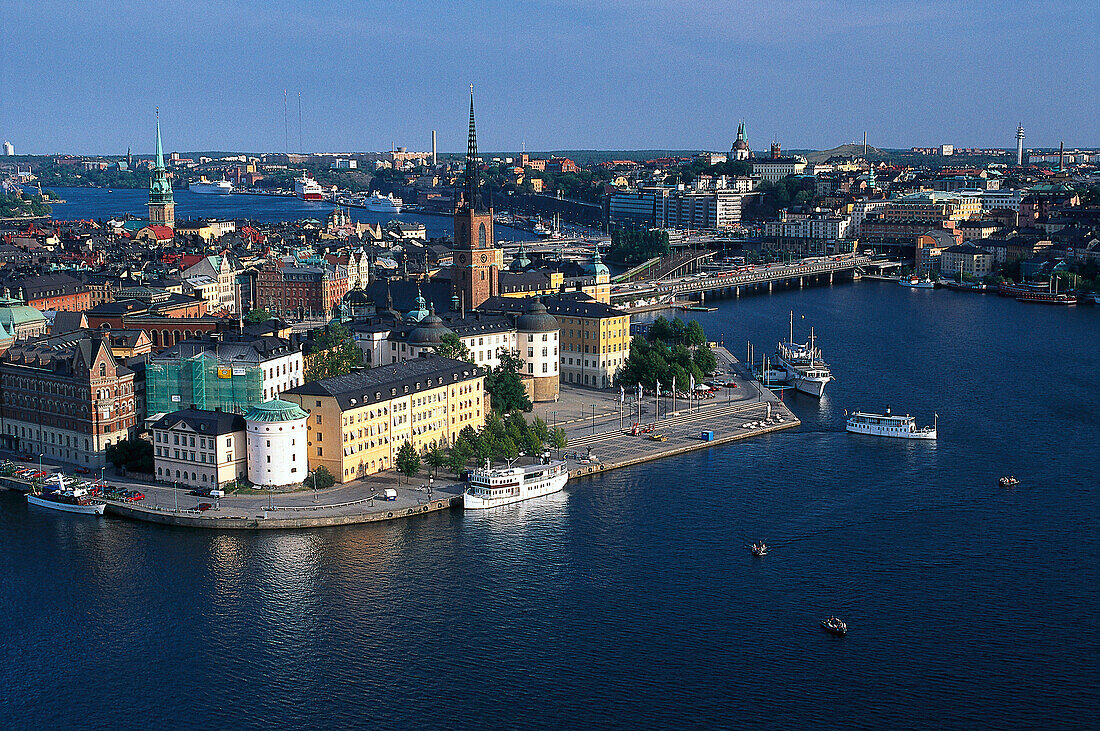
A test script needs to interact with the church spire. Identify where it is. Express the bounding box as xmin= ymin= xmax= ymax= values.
xmin=148 ymin=108 xmax=175 ymax=227
xmin=155 ymin=107 xmax=165 ymax=171
xmin=464 ymin=86 xmax=480 ymax=211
